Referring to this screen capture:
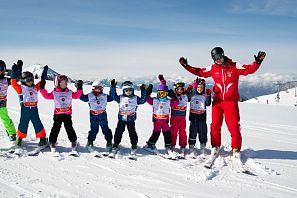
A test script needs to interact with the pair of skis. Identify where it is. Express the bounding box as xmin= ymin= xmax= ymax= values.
xmin=203 ymin=147 xmax=256 ymax=176
xmin=142 ymin=146 xmax=178 ymax=160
